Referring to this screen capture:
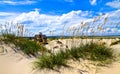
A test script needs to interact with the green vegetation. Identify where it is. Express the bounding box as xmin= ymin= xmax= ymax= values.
xmin=34 ymin=50 xmax=68 ymax=70
xmin=15 ymin=38 xmax=43 ymax=56
xmin=1 ymin=33 xmax=16 ymax=44
xmin=111 ymin=40 xmax=120 ymax=45
xmin=0 ymin=15 xmax=119 ymax=72
xmin=1 ymin=33 xmax=46 ymax=56
xmin=34 ymin=42 xmax=114 ymax=70
xmin=78 ymin=43 xmax=113 ymax=62
xmin=68 ymin=42 xmax=114 ymax=64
